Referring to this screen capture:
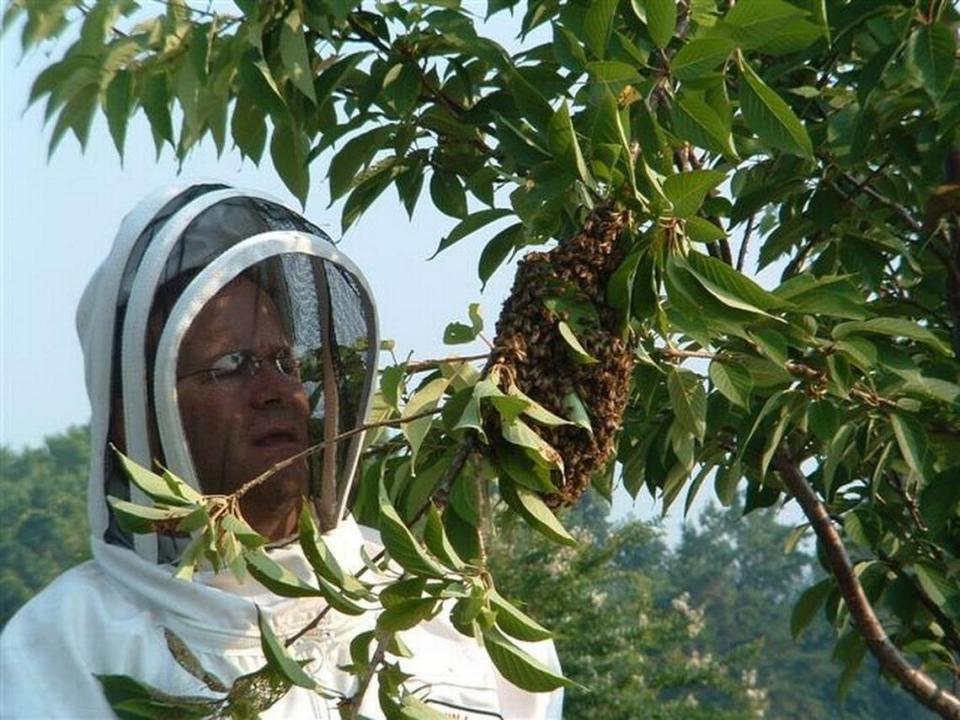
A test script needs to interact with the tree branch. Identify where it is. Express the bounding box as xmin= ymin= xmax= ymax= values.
xmin=736 ymin=213 xmax=755 ymax=272
xmin=773 ymin=450 xmax=960 ymax=718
